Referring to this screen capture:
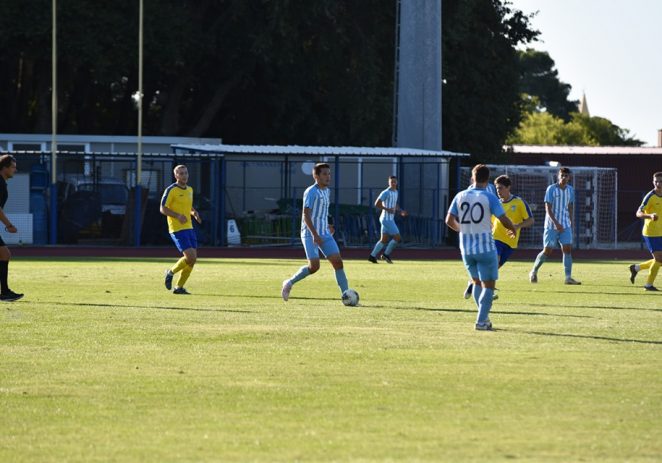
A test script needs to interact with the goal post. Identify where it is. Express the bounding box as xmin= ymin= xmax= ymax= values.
xmin=459 ymin=165 xmax=618 ymax=249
